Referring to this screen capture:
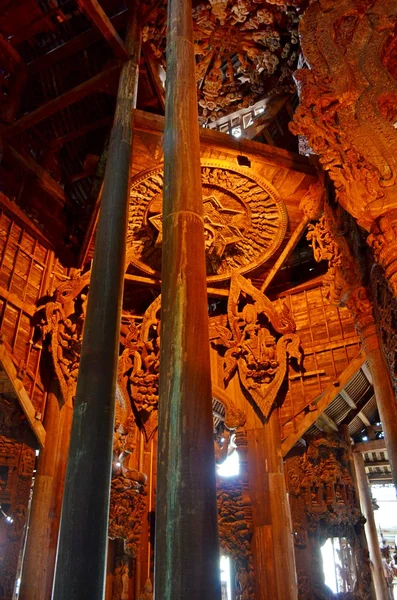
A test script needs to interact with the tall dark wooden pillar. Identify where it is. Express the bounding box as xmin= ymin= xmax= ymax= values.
xmin=153 ymin=0 xmax=221 ymax=598
xmin=51 ymin=10 xmax=141 ymax=600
